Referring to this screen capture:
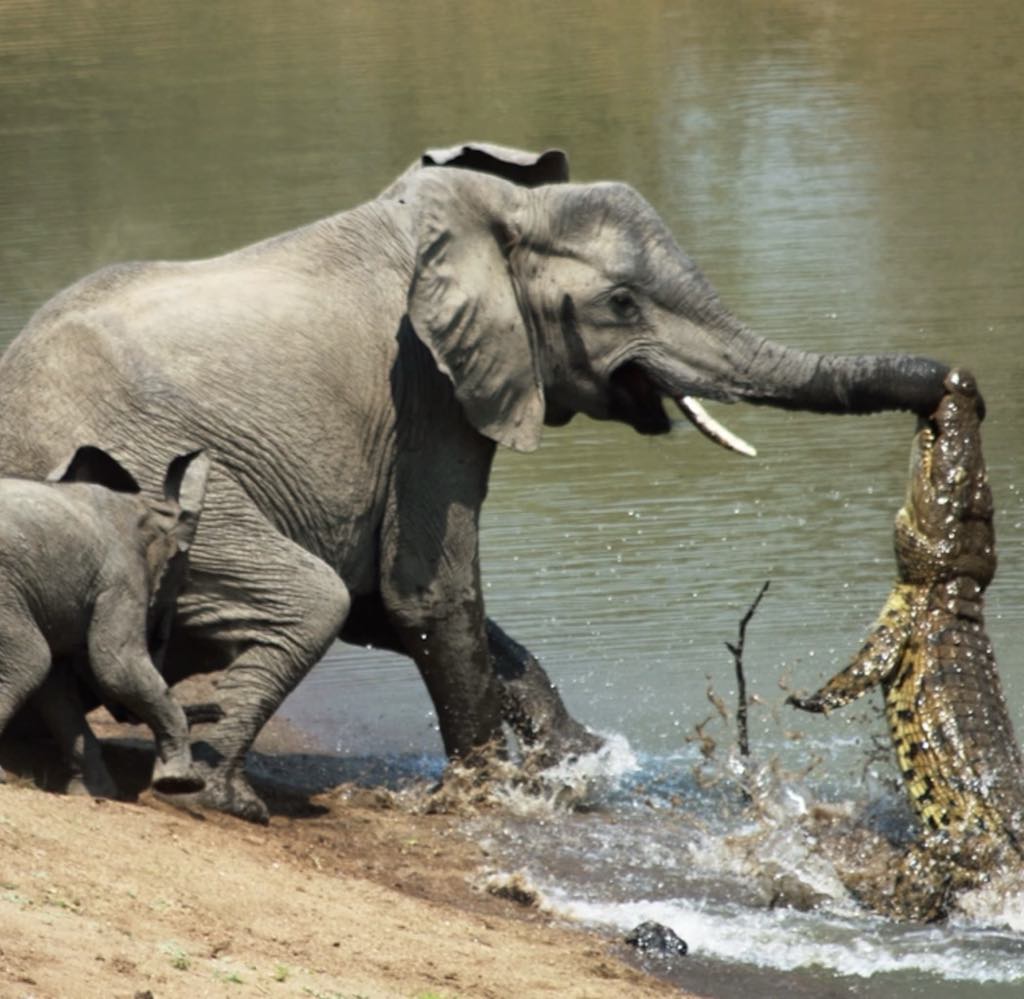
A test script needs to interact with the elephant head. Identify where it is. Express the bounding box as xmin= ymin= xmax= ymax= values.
xmin=406 ymin=168 xmax=948 ymax=453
